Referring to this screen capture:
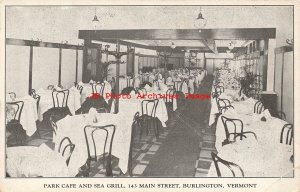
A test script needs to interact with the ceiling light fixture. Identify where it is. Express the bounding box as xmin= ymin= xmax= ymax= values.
xmin=92 ymin=8 xmax=99 ymax=29
xmin=194 ymin=6 xmax=207 ymax=33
